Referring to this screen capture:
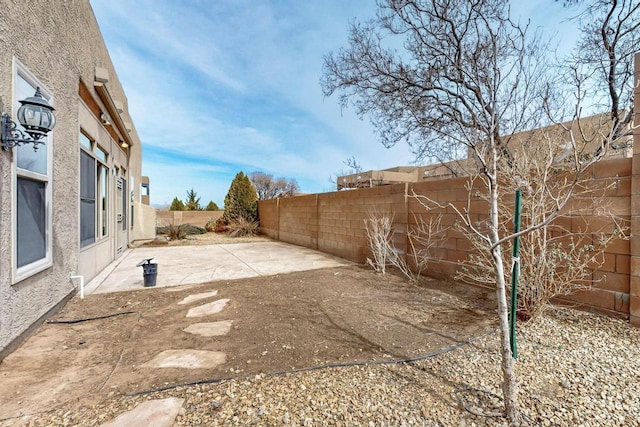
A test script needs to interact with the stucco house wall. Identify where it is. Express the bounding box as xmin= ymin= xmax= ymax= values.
xmin=0 ymin=1 xmax=154 ymax=358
